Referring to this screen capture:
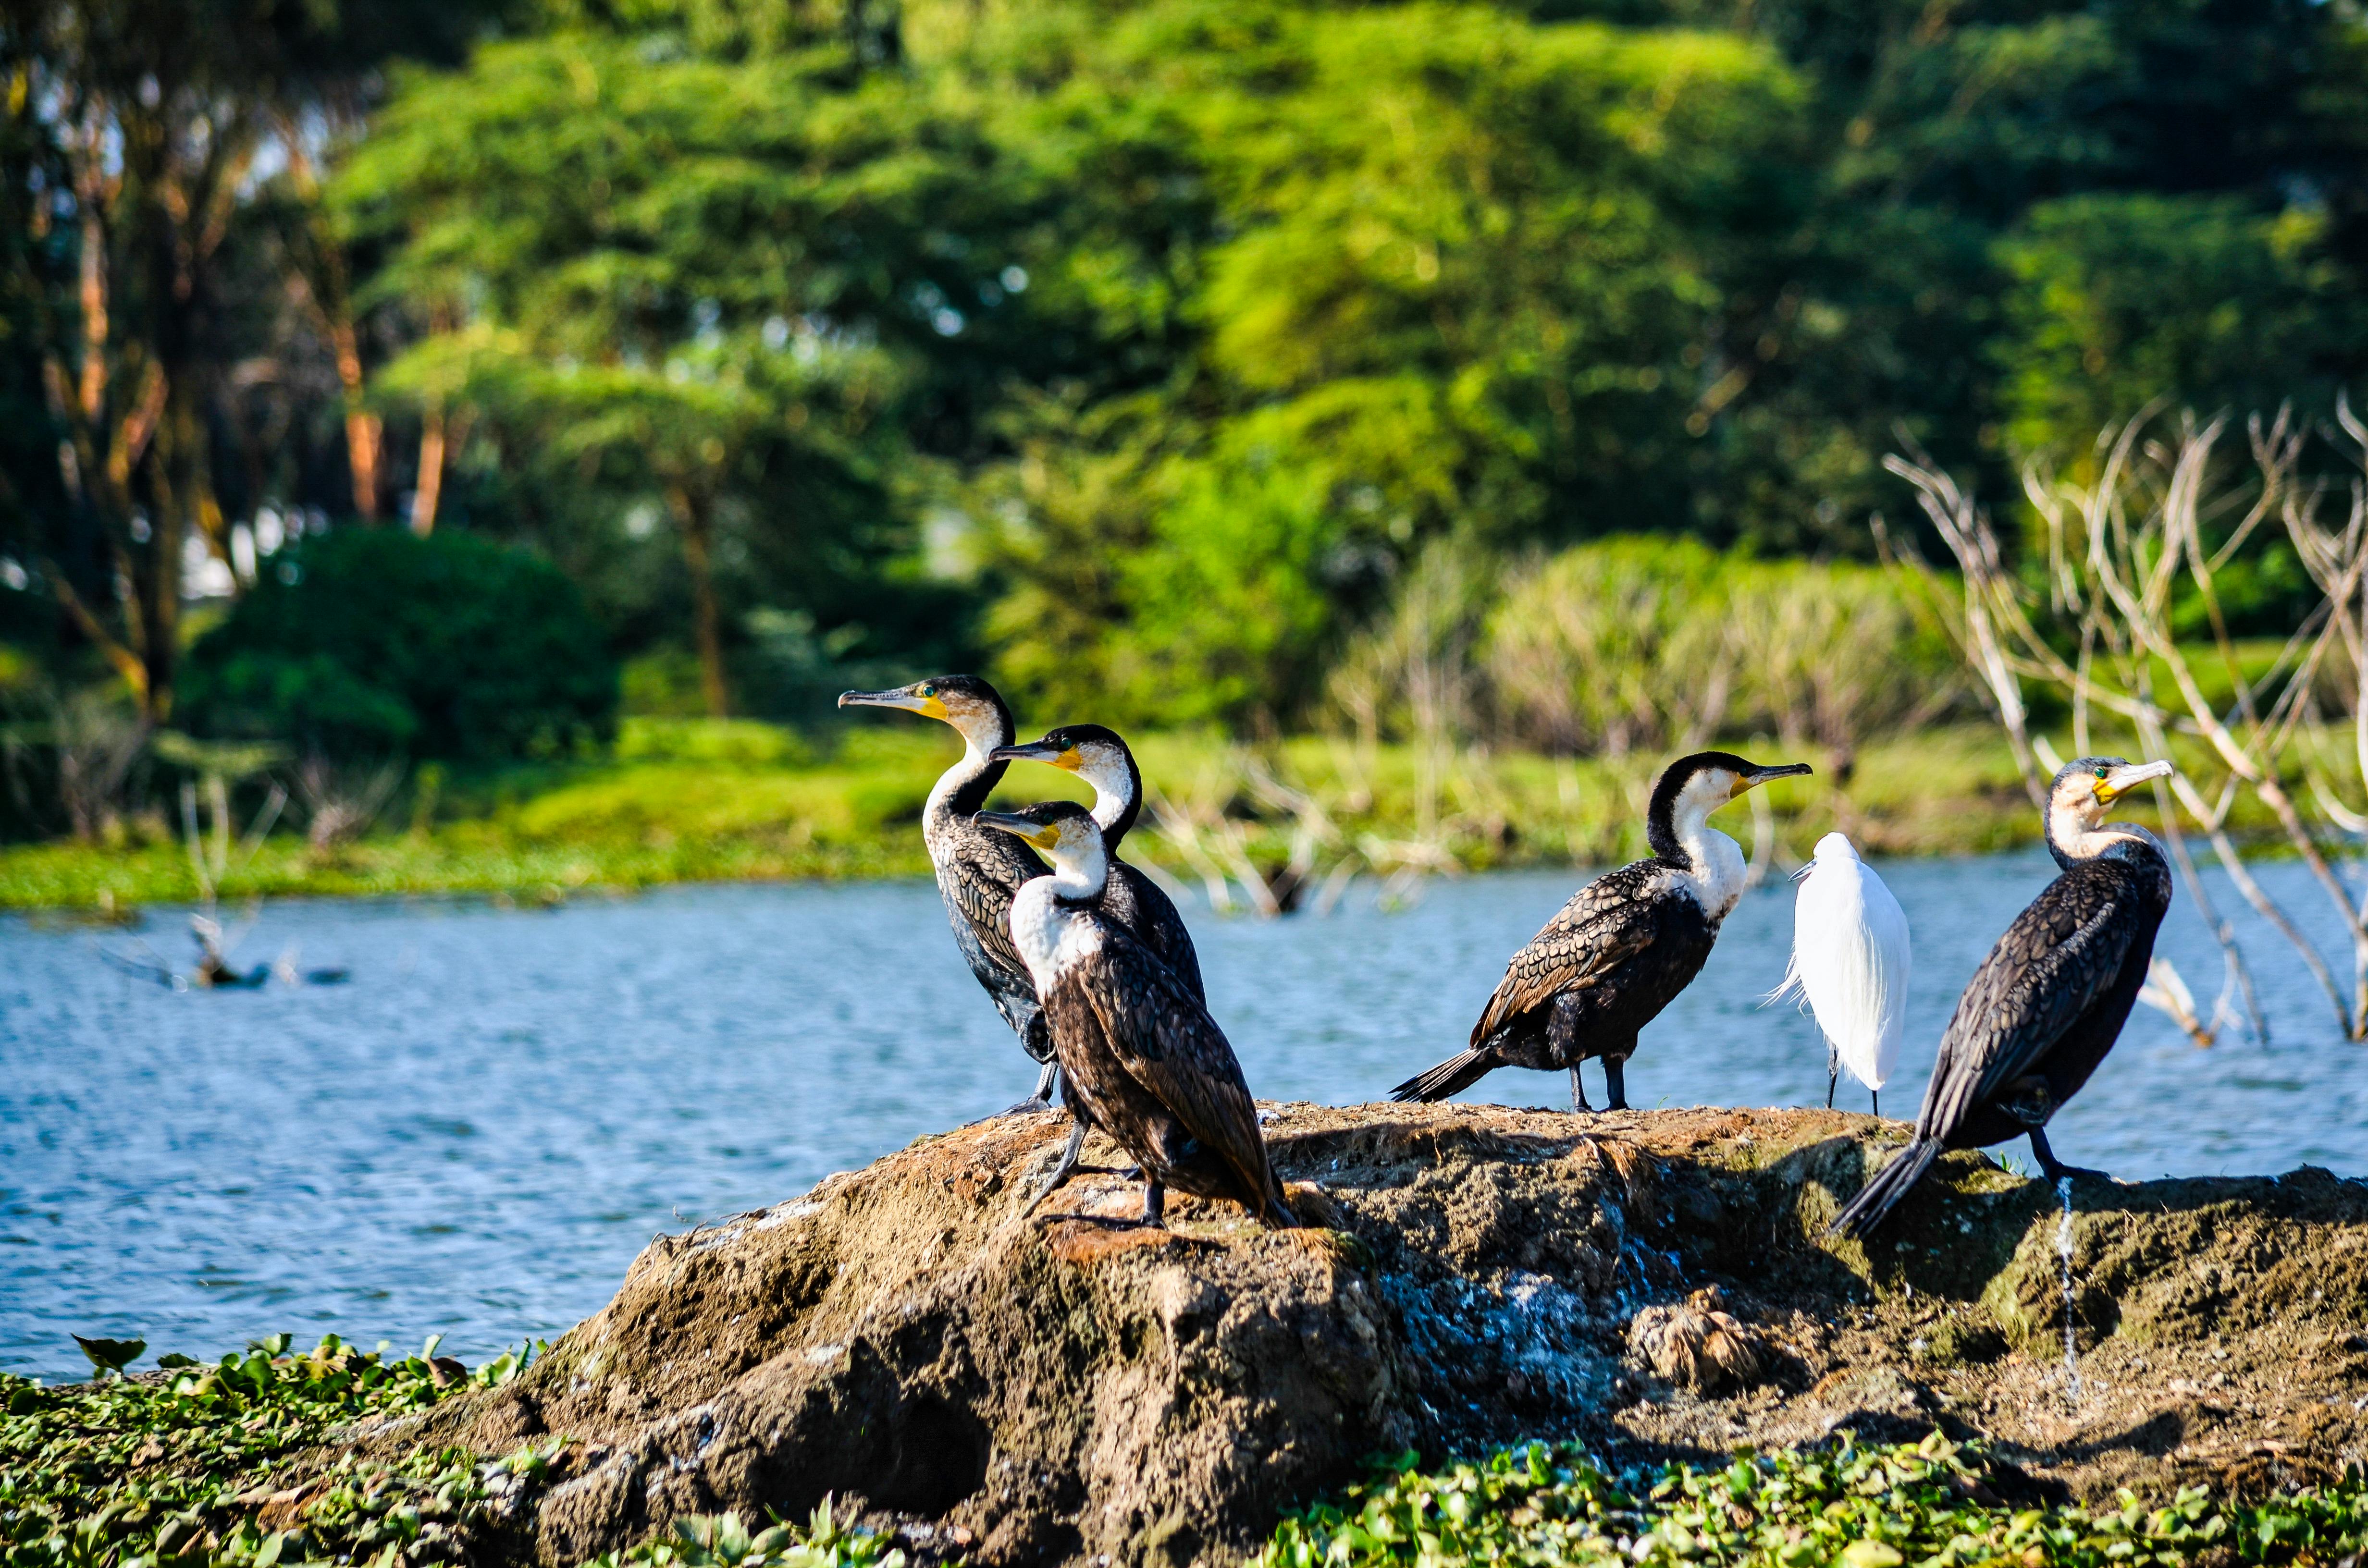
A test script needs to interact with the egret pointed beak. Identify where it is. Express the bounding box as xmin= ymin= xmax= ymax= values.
xmin=2094 ymin=759 xmax=2173 ymax=806
xmin=1788 ymin=860 xmax=1817 ymax=884
xmin=989 ymin=740 xmax=1072 ymax=768
xmin=1734 ymin=762 xmax=1814 ymax=796
xmin=976 ymin=810 xmax=1059 ymax=851
xmin=839 ymin=686 xmax=947 ymax=720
